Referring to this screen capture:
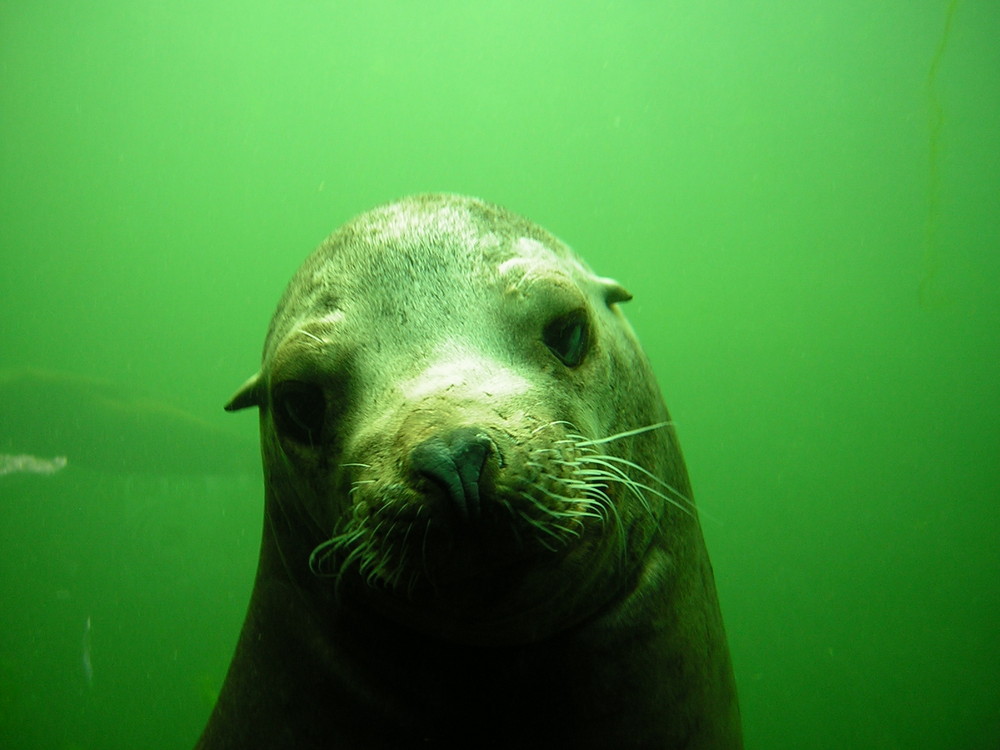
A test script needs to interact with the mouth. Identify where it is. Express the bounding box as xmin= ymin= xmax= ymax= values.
xmin=309 ymin=498 xmax=580 ymax=597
